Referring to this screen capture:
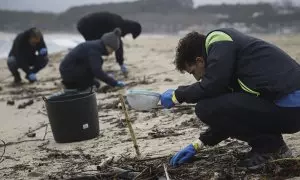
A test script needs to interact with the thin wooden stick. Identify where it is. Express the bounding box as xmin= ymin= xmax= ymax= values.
xmin=133 ymin=167 xmax=148 ymax=180
xmin=136 ymin=155 xmax=170 ymax=162
xmin=119 ymin=94 xmax=141 ymax=158
xmin=163 ymin=164 xmax=171 ymax=180
xmin=154 ymin=104 xmax=196 ymax=109
xmin=269 ymin=157 xmax=300 ymax=163
xmin=98 ymin=156 xmax=115 ymax=169
xmin=42 ymin=125 xmax=48 ymax=140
